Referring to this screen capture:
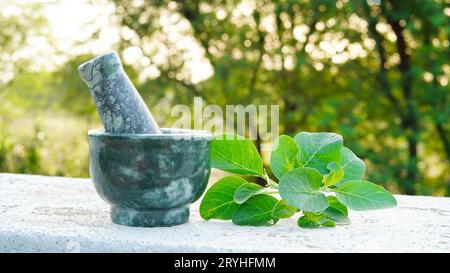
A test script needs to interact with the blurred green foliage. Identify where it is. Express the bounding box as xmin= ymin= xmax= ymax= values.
xmin=0 ymin=0 xmax=449 ymax=195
